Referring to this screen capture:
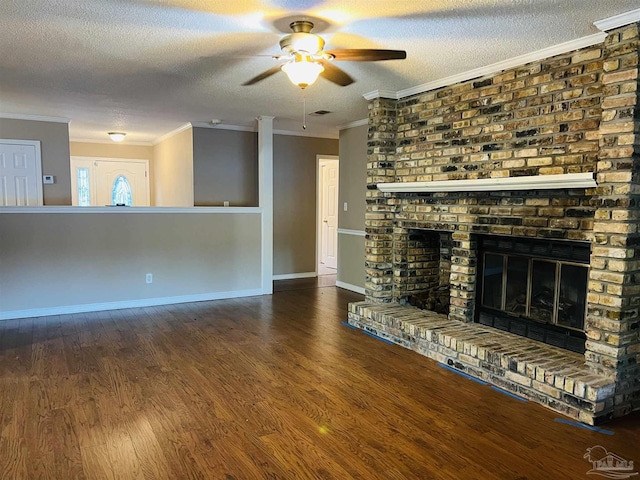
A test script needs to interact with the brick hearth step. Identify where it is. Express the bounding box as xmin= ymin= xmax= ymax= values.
xmin=348 ymin=301 xmax=616 ymax=425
